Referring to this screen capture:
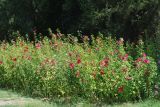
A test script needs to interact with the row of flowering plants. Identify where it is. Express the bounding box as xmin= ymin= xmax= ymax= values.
xmin=0 ymin=34 xmax=158 ymax=103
